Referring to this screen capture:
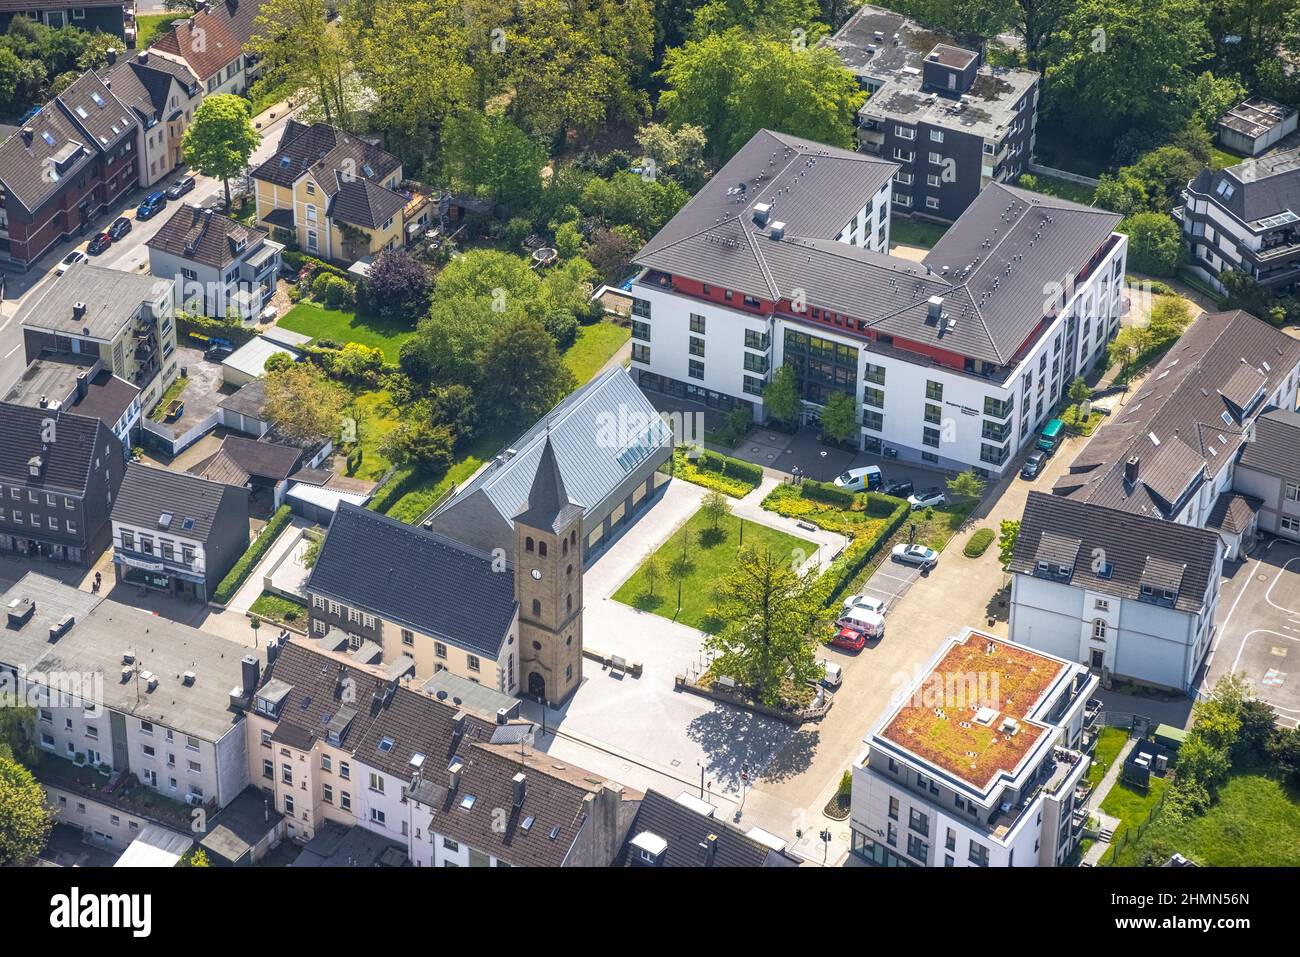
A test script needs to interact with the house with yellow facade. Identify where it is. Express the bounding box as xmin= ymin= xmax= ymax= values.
xmin=250 ymin=121 xmax=413 ymax=264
